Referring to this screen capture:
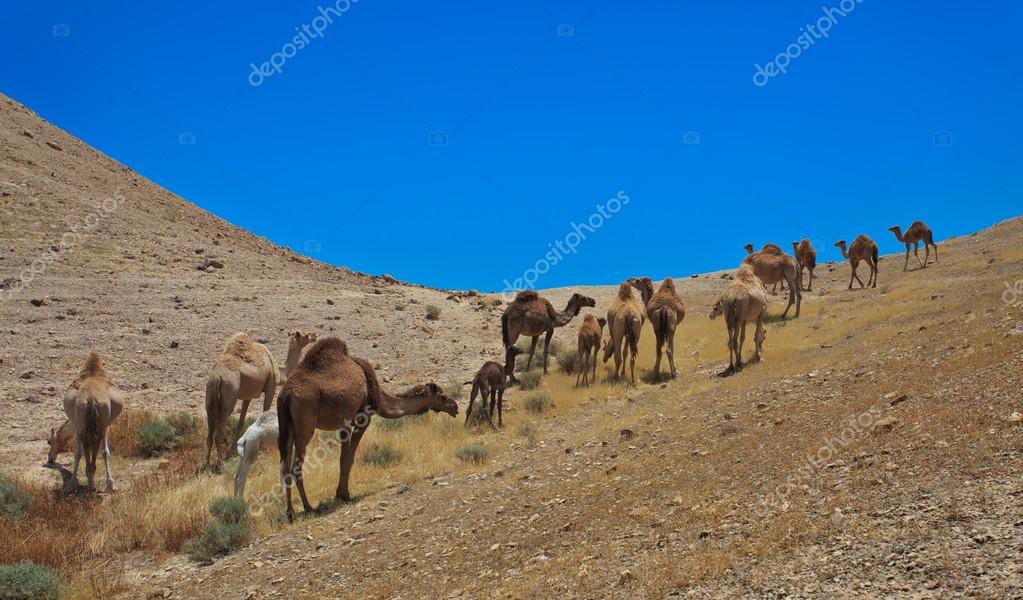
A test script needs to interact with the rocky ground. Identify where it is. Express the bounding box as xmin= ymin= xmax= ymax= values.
xmin=2 ymin=92 xmax=1022 ymax=598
